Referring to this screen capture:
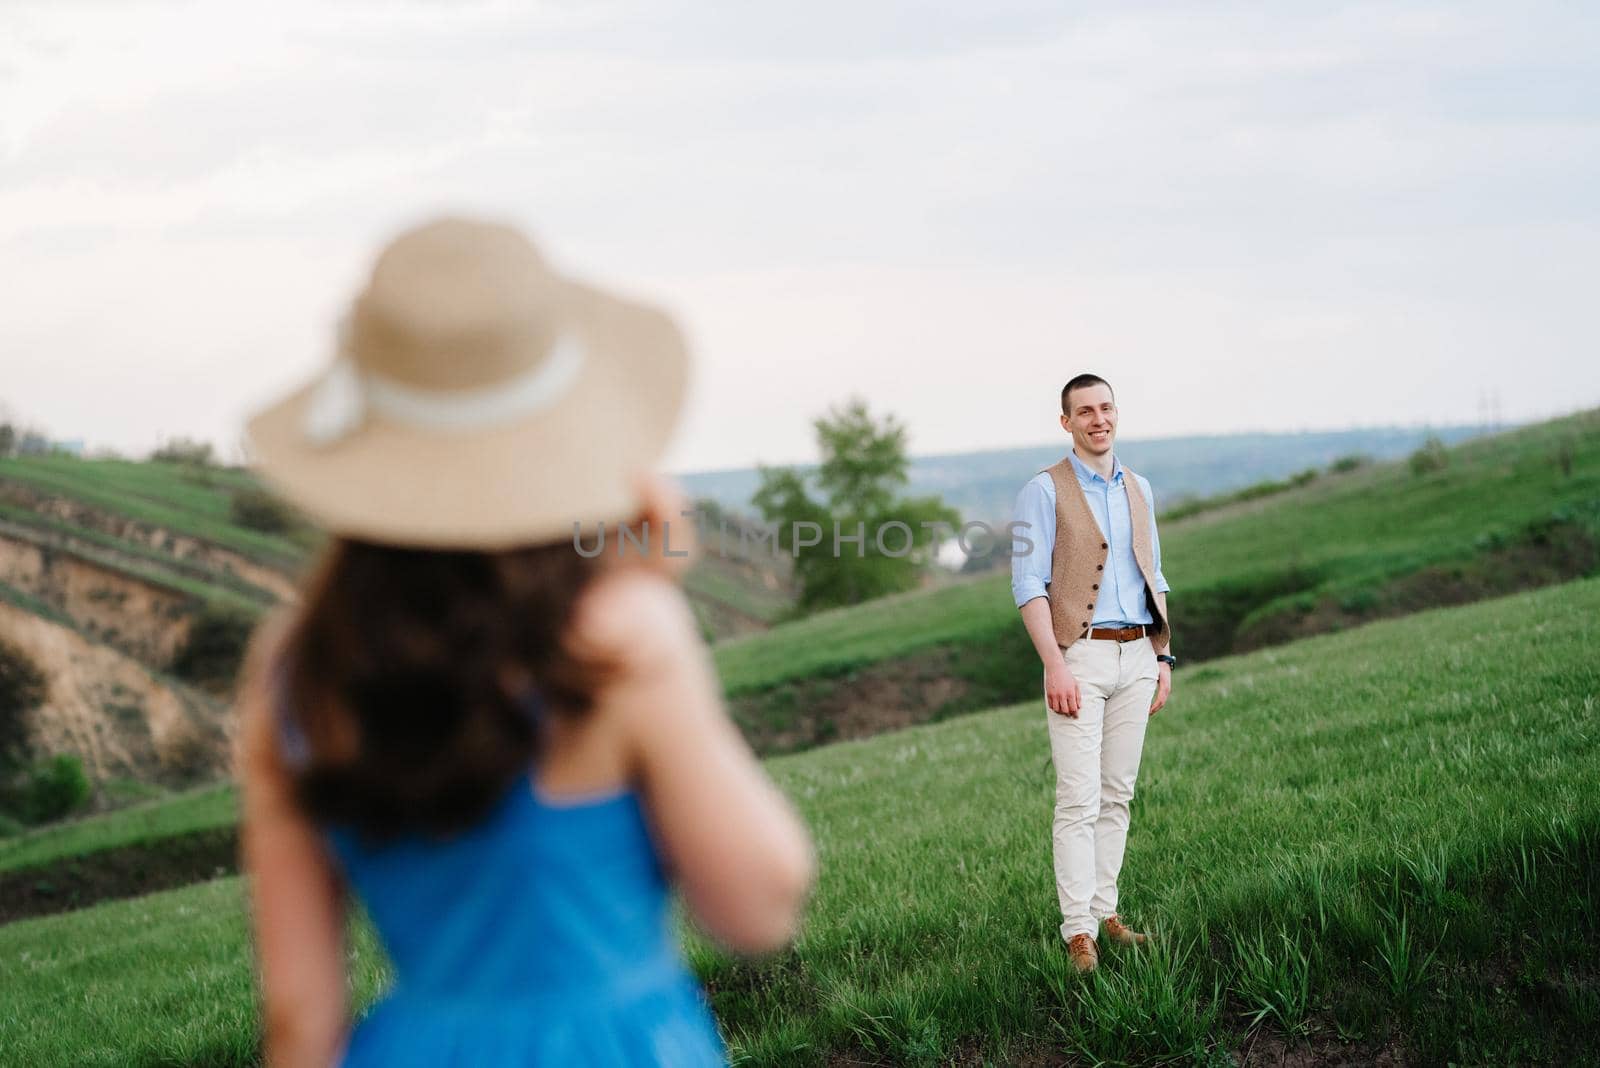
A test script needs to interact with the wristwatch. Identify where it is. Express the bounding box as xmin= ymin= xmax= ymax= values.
xmin=1156 ymin=654 xmax=1177 ymax=668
